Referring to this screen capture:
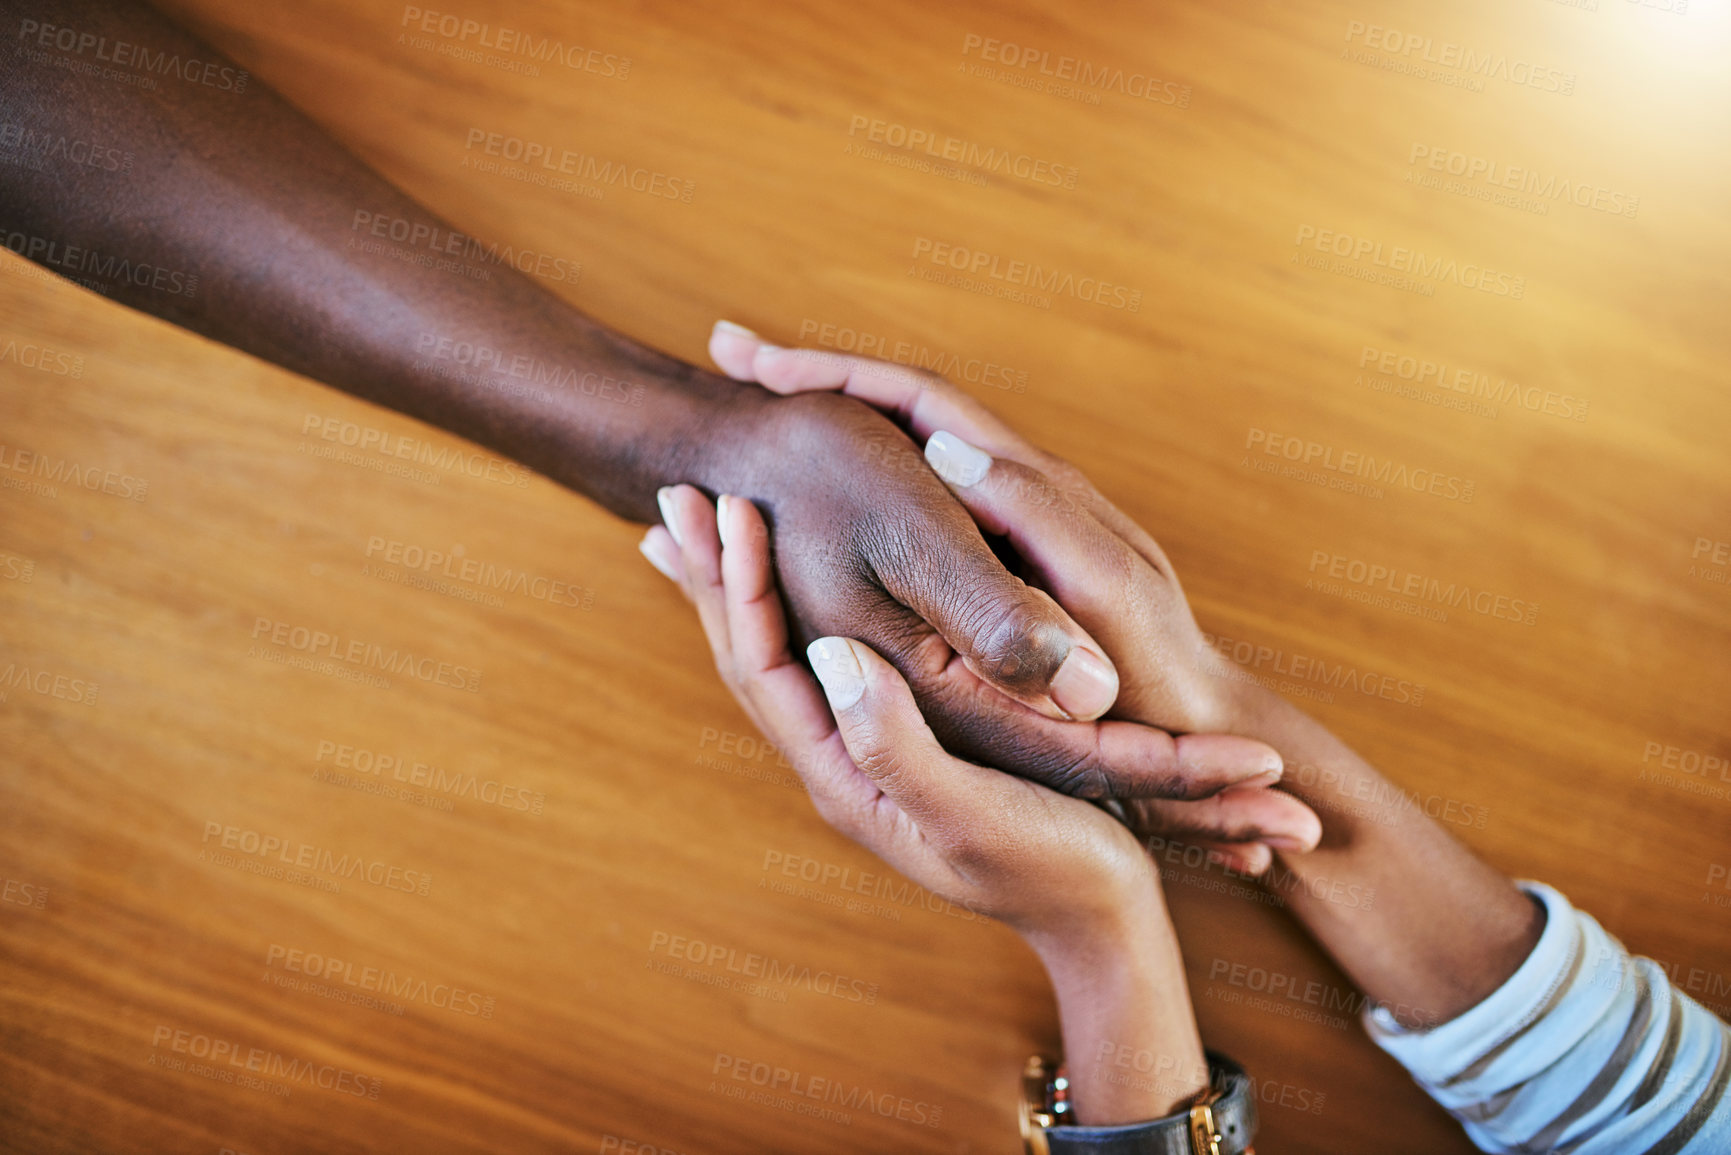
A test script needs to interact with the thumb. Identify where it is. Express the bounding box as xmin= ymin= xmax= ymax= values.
xmin=807 ymin=637 xmax=1009 ymax=828
xmin=874 ymin=518 xmax=1121 ymax=721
